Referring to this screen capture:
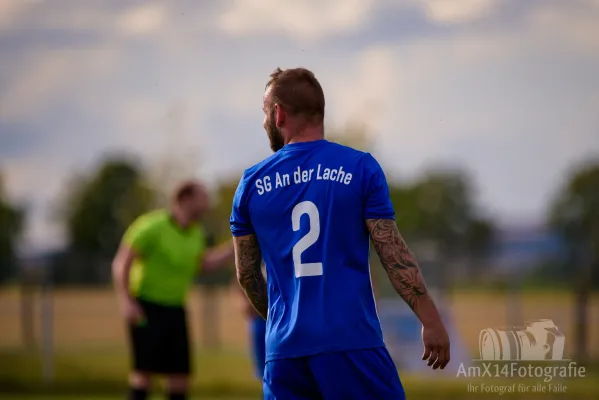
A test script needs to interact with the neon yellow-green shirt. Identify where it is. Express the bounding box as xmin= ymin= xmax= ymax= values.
xmin=123 ymin=209 xmax=206 ymax=306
